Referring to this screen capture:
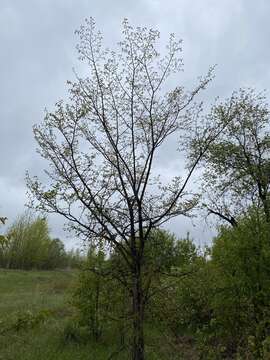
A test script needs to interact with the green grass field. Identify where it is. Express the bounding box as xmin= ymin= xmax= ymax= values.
xmin=0 ymin=270 xmax=113 ymax=360
xmin=0 ymin=270 xmax=196 ymax=360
